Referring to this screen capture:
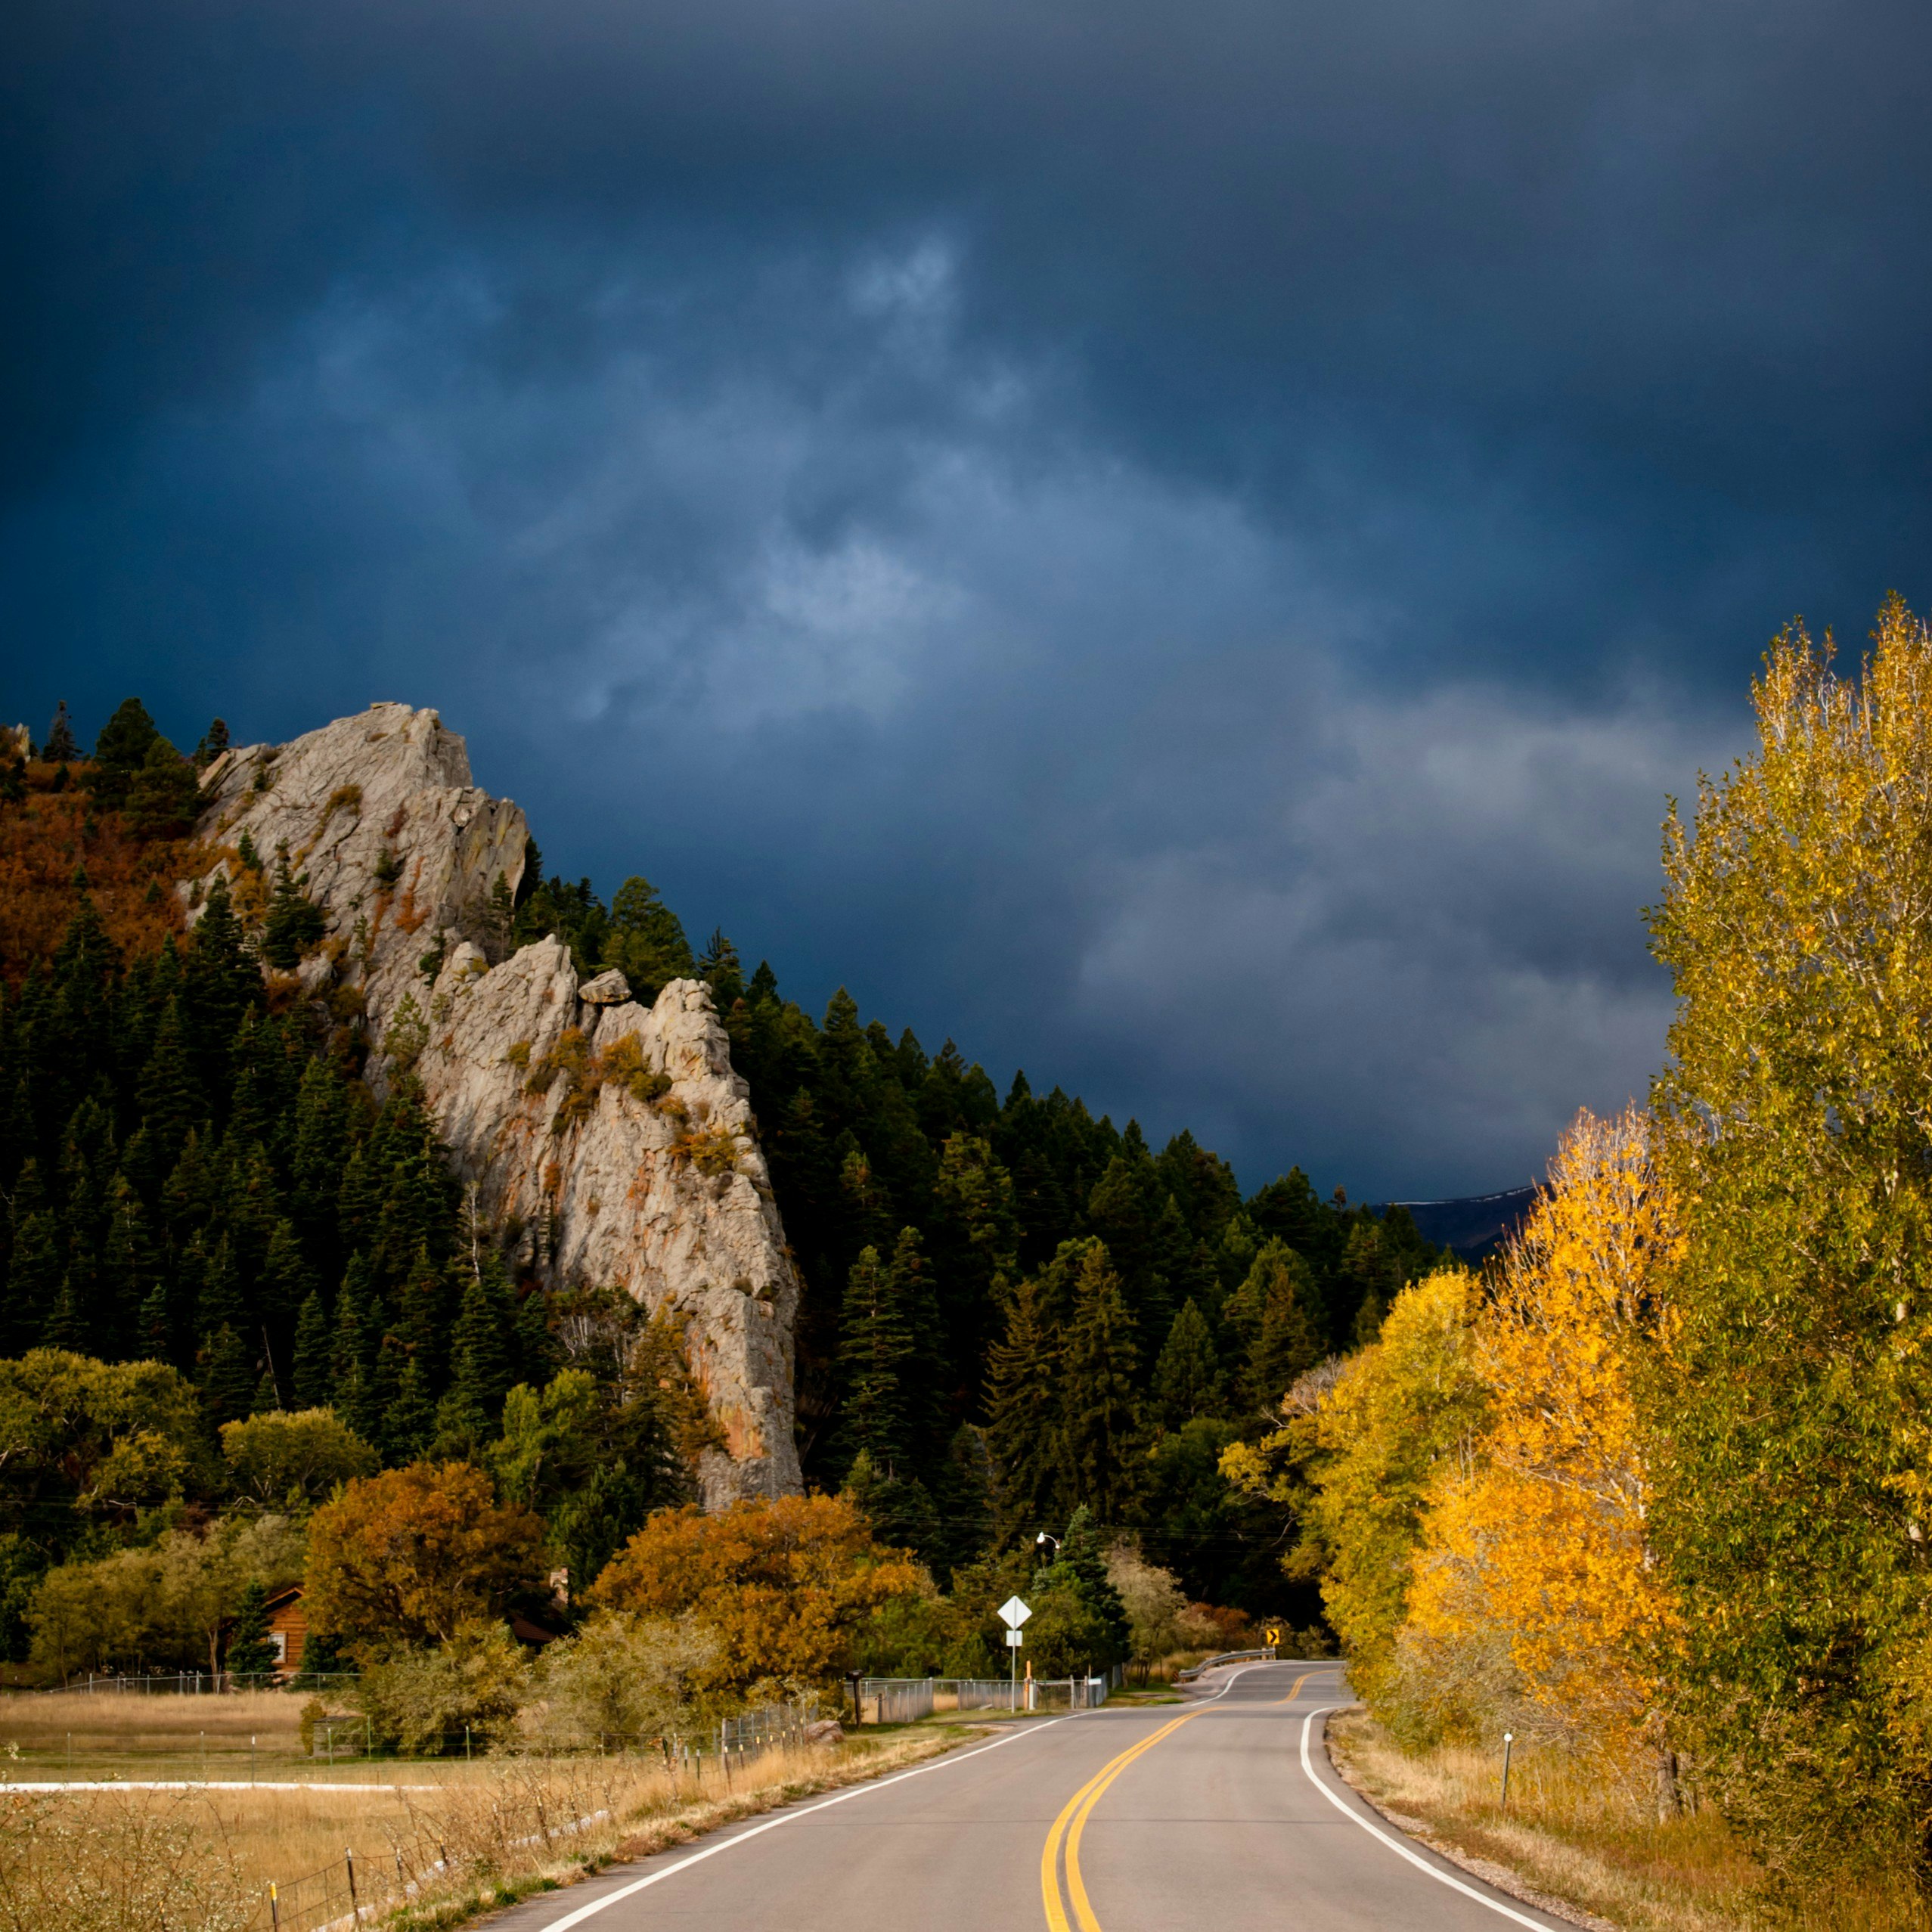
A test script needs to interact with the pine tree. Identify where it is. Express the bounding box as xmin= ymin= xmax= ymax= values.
xmin=194 ymin=1236 xmax=247 ymax=1347
xmin=442 ymin=1256 xmax=519 ymax=1435
xmin=3 ymin=1206 xmax=62 ymax=1353
xmin=393 ymin=1241 xmax=450 ymax=1390
xmin=138 ymin=1277 xmax=173 ymax=1362
xmin=103 ymin=1172 xmax=161 ymax=1359
xmin=88 ymin=698 xmax=161 ymax=808
xmin=291 ymin=1290 xmax=333 ymax=1409
xmin=602 ymin=876 xmax=694 ymax=1001
xmin=41 ymin=701 xmax=79 ymax=764
xmin=200 ymin=1323 xmax=257 ymax=1428
xmin=885 ymin=1224 xmax=946 ymax=1481
xmin=125 ymin=738 xmax=200 ymax=840
xmin=330 ymin=1258 xmax=383 ymax=1446
xmin=1042 ymin=1503 xmax=1131 ymax=1664
xmin=134 ymin=997 xmax=203 ymax=1159
xmin=259 ymin=1220 xmax=317 ymax=1349
xmin=250 ymin=1363 xmax=284 ymax=1414
xmin=225 ymin=1580 xmax=278 ymax=1681
xmin=841 ymin=1447 xmax=938 ymax=1553
xmin=383 ymin=1344 xmax=436 ymax=1462
xmin=1059 ymin=1242 xmax=1140 ymax=1524
xmin=43 ymin=1274 xmax=88 ymax=1351
xmin=836 ymin=1245 xmax=913 ymax=1478
xmin=289 ymin=1057 xmax=350 ymax=1273
xmin=1230 ymin=1242 xmax=1323 ymax=1412
xmin=184 ymin=875 xmax=261 ymax=1090
xmin=192 ymin=718 xmax=231 ymax=768
xmin=261 ymin=851 xmax=325 ymax=969
xmin=1085 ymin=1138 xmax=1173 ymax=1344
xmin=985 ymin=1273 xmax=1064 ymax=1535
xmin=696 ymin=928 xmax=743 ymax=1007
xmin=930 ymin=1133 xmax=1020 ymax=1394
xmin=1151 ymin=1298 xmax=1223 ymax=1428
